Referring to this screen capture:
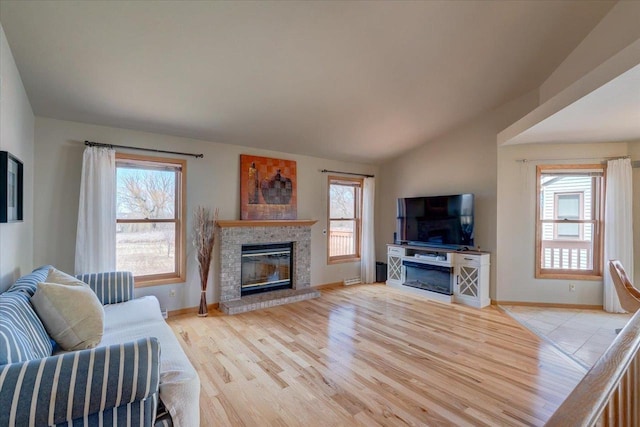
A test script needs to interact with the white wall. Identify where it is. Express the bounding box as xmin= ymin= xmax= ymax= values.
xmin=493 ymin=2 xmax=640 ymax=305
xmin=376 ymin=91 xmax=538 ymax=300
xmin=33 ymin=117 xmax=377 ymax=311
xmin=540 ymin=1 xmax=640 ymax=104
xmin=16 ymin=1 xmax=640 ymax=308
xmin=0 ymin=24 xmax=34 ymax=292
xmin=496 ymin=141 xmax=640 ymax=305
